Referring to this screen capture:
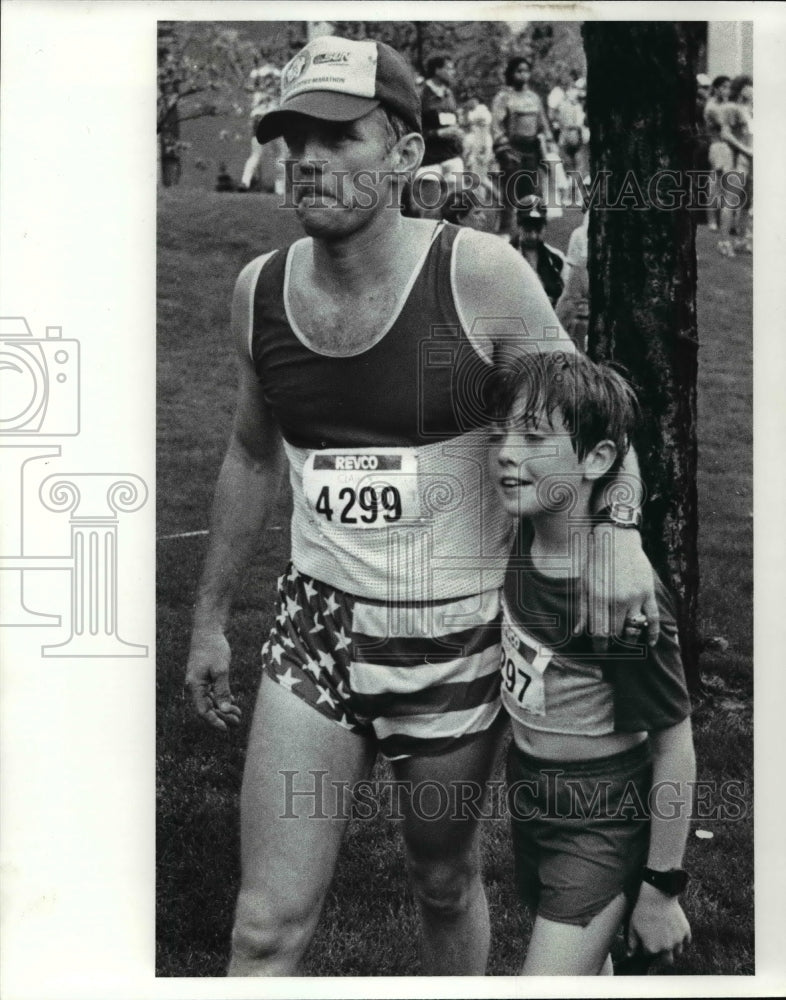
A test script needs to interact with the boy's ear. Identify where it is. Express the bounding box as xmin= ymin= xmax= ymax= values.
xmin=583 ymin=440 xmax=618 ymax=480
